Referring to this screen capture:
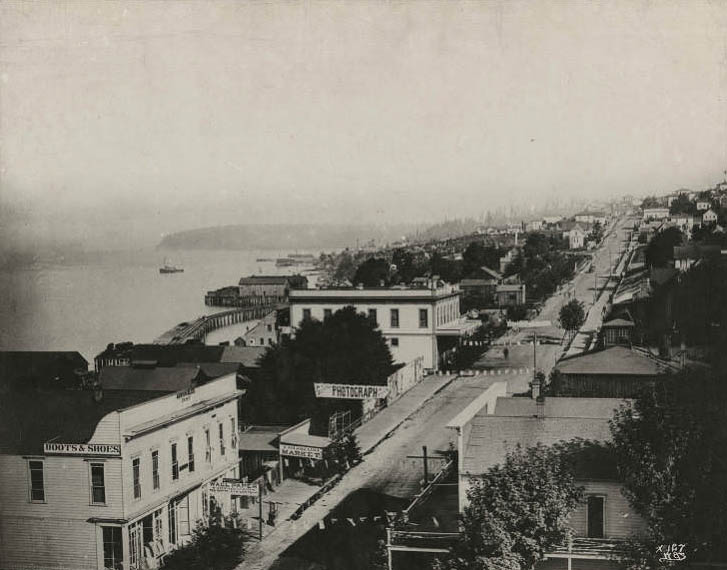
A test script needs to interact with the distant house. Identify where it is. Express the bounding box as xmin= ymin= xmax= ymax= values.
xmin=447 ymin=383 xmax=648 ymax=569
xmin=575 ymin=211 xmax=607 ymax=225
xmin=564 ymin=224 xmax=587 ymax=249
xmin=526 ymin=219 xmax=543 ymax=231
xmin=495 ymin=283 xmax=526 ymax=307
xmin=642 ymin=207 xmax=670 ymax=221
xmin=460 ymin=266 xmax=503 ymax=304
xmin=542 ymin=215 xmax=562 ymax=225
xmin=499 ymin=247 xmax=520 ymax=274
xmin=702 ymin=208 xmax=718 ymax=225
xmin=600 ymin=317 xmax=635 ymax=346
xmin=673 ymin=243 xmax=721 ymax=271
xmin=696 ymin=200 xmax=711 ymax=211
xmin=238 ymin=309 xmax=279 ymax=347
xmin=238 ymin=275 xmax=308 ymax=304
xmin=552 ymin=345 xmax=674 ymax=398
